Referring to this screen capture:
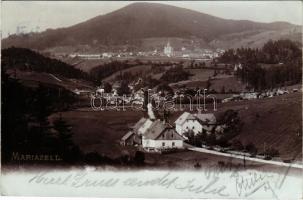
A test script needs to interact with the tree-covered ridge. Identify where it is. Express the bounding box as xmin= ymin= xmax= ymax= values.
xmin=219 ymin=39 xmax=301 ymax=65
xmin=89 ymin=61 xmax=137 ymax=83
xmin=2 ymin=47 xmax=90 ymax=80
xmin=218 ymin=39 xmax=302 ymax=90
